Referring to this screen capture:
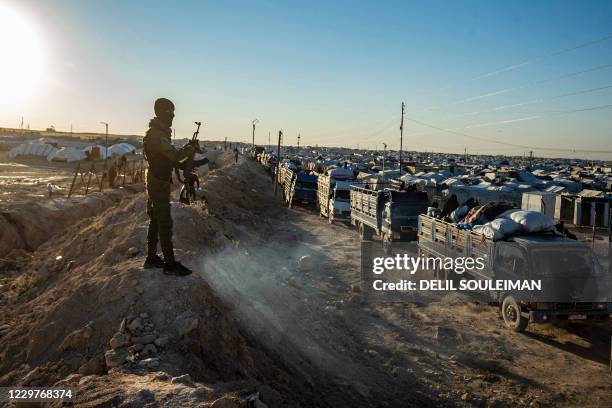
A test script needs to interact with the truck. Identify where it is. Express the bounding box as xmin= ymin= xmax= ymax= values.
xmin=280 ymin=167 xmax=318 ymax=208
xmin=417 ymin=214 xmax=611 ymax=332
xmin=350 ymin=186 xmax=429 ymax=253
xmin=317 ymin=170 xmax=355 ymax=224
